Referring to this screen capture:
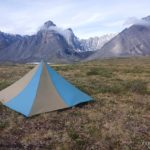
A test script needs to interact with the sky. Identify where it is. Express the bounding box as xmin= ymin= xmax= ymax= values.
xmin=0 ymin=0 xmax=150 ymax=39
